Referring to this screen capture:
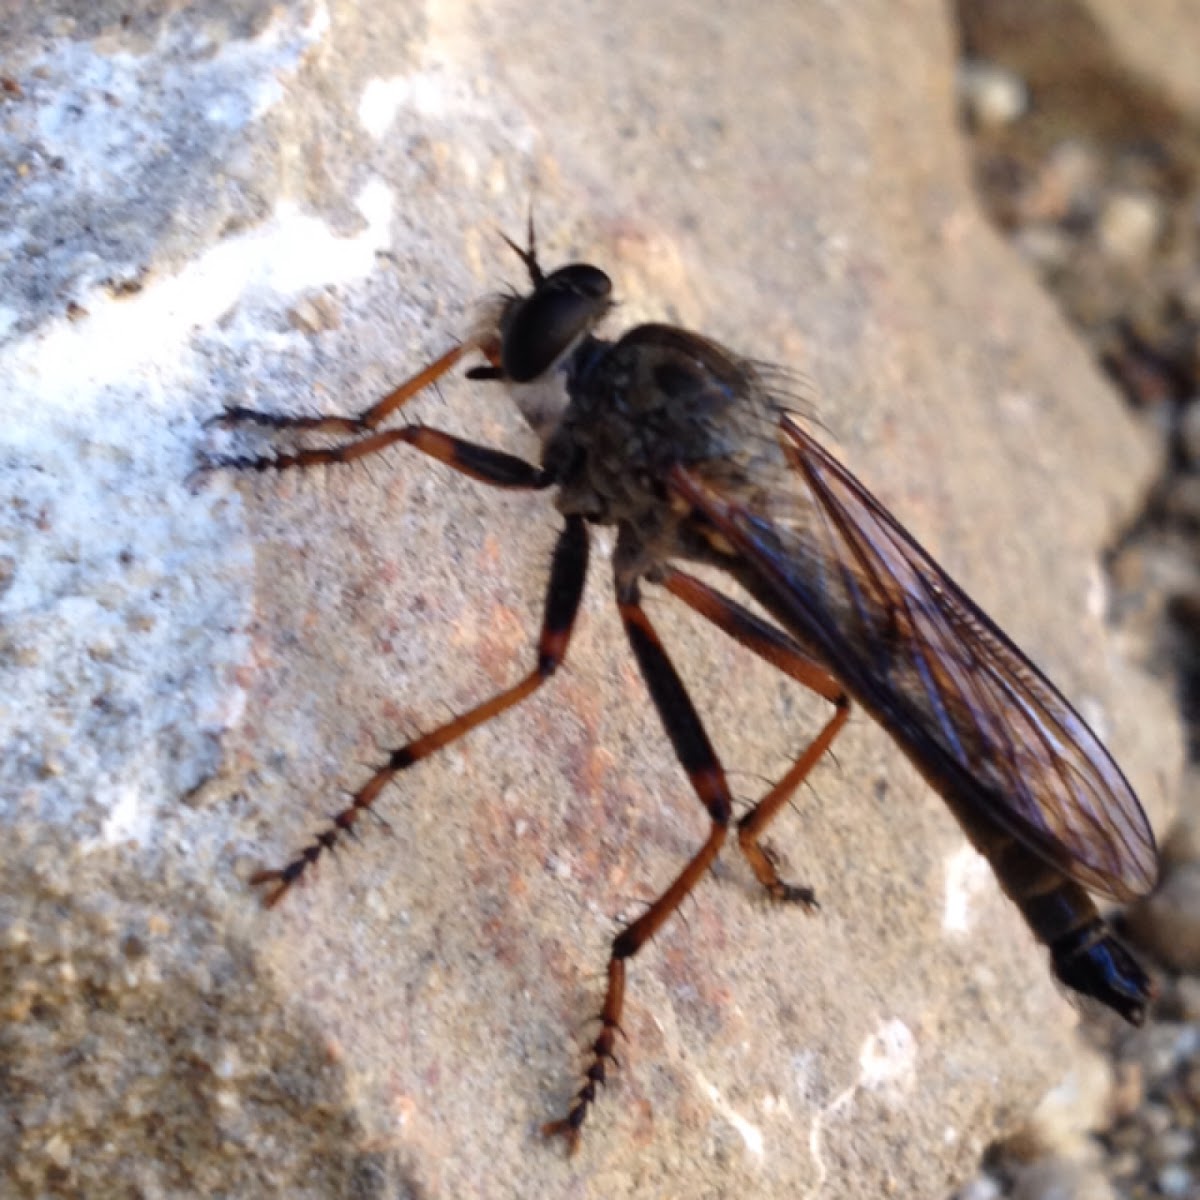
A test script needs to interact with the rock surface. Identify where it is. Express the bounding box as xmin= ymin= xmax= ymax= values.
xmin=1088 ymin=0 xmax=1200 ymax=118
xmin=0 ymin=2 xmax=1181 ymax=1197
